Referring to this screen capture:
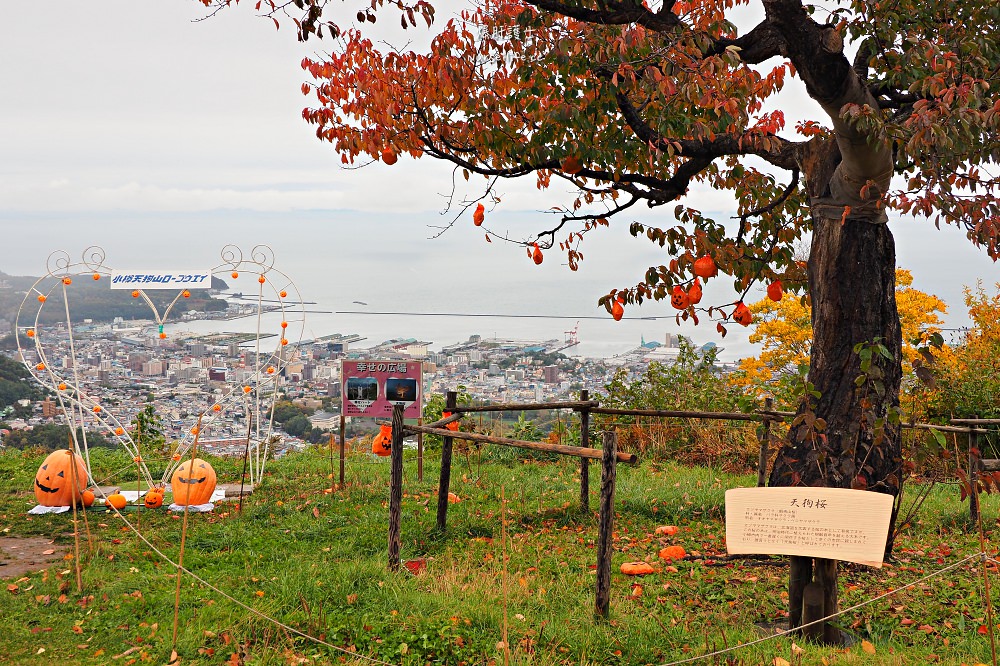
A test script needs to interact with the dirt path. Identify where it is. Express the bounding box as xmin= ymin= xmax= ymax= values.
xmin=0 ymin=537 xmax=68 ymax=579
